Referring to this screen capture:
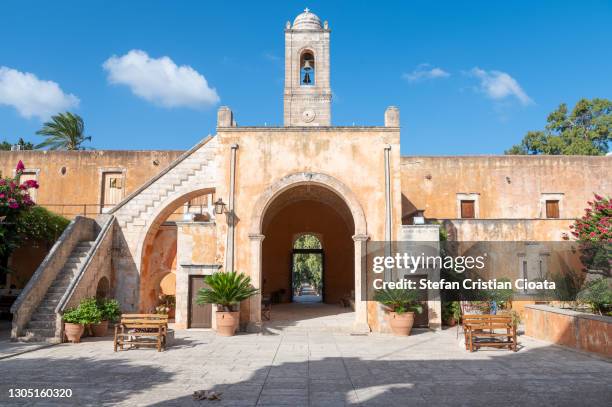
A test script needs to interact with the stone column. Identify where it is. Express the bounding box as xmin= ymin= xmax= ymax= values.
xmin=353 ymin=234 xmax=370 ymax=333
xmin=247 ymin=233 xmax=265 ymax=332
